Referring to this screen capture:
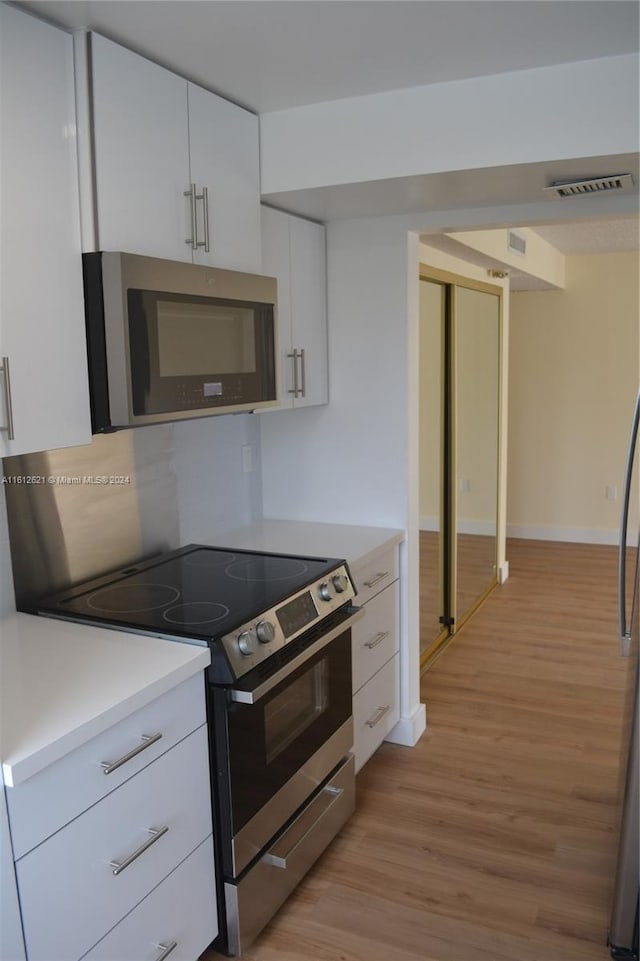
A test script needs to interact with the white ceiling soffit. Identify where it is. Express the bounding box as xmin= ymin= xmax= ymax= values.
xmin=423 ymin=215 xmax=640 ymax=290
xmin=421 ymin=233 xmax=555 ymax=291
xmin=19 ymin=0 xmax=640 ymax=113
xmin=261 ymin=153 xmax=640 ymax=223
